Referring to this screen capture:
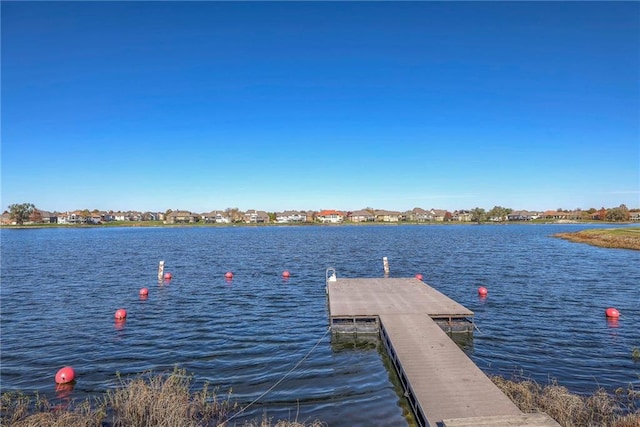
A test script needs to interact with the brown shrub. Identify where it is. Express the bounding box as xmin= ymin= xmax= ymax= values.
xmin=491 ymin=375 xmax=640 ymax=427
